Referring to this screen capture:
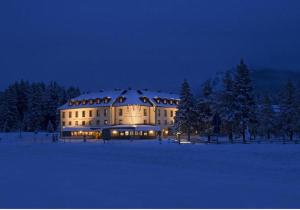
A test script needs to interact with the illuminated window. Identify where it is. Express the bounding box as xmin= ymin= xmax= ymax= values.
xmin=89 ymin=99 xmax=94 ymax=105
xmin=163 ymin=99 xmax=167 ymax=104
xmin=89 ymin=110 xmax=92 ymax=117
xmin=75 ymin=111 xmax=78 ymax=118
xmin=104 ymin=120 xmax=108 ymax=125
xmin=82 ymin=111 xmax=85 ymax=118
xmin=69 ymin=112 xmax=72 ymax=118
xmin=82 ymin=121 xmax=86 ymax=126
xmin=119 ymin=109 xmax=123 ymax=116
xmin=170 ymin=100 xmax=173 ymax=105
xmin=82 ymin=100 xmax=87 ymax=105
xmin=96 ymin=98 xmax=101 ymax=104
xmin=62 ymin=112 xmax=65 ymax=118
xmin=144 ymin=109 xmax=147 ymax=116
